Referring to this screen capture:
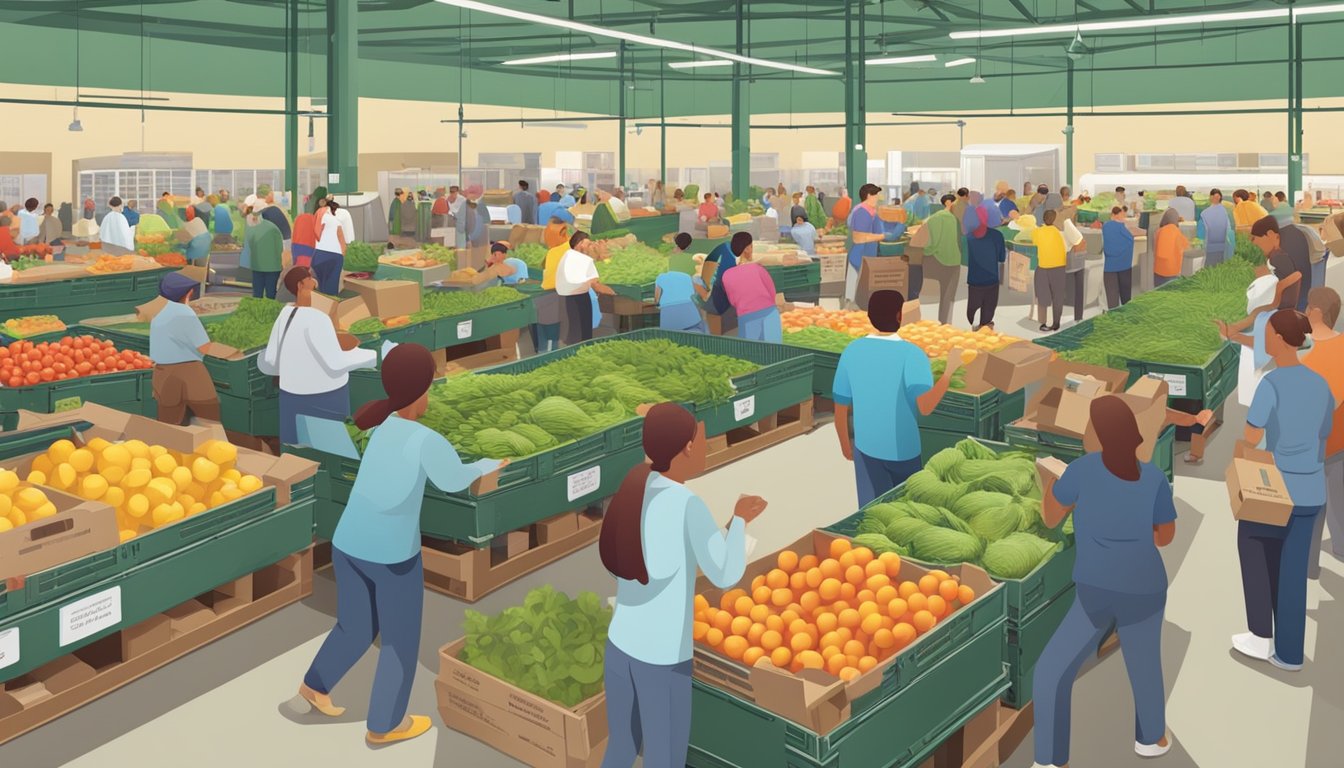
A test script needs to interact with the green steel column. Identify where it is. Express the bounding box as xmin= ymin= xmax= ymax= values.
xmin=659 ymin=55 xmax=667 ymax=186
xmin=285 ymin=0 xmax=299 ymax=215
xmin=327 ymin=0 xmax=358 ymax=193
xmin=618 ymin=42 xmax=627 ymax=190
xmin=731 ymin=0 xmax=750 ymax=200
xmin=843 ymin=1 xmax=867 ymax=195
xmin=1065 ymin=60 xmax=1075 ymax=190
xmin=1289 ymin=17 xmax=1304 ymax=201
